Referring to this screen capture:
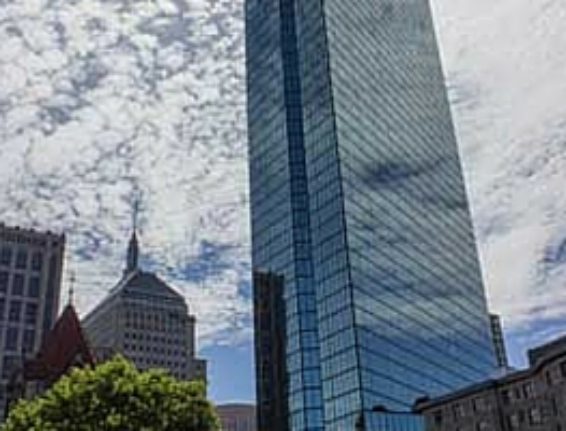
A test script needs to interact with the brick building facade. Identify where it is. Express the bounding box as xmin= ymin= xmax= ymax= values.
xmin=415 ymin=335 xmax=566 ymax=431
